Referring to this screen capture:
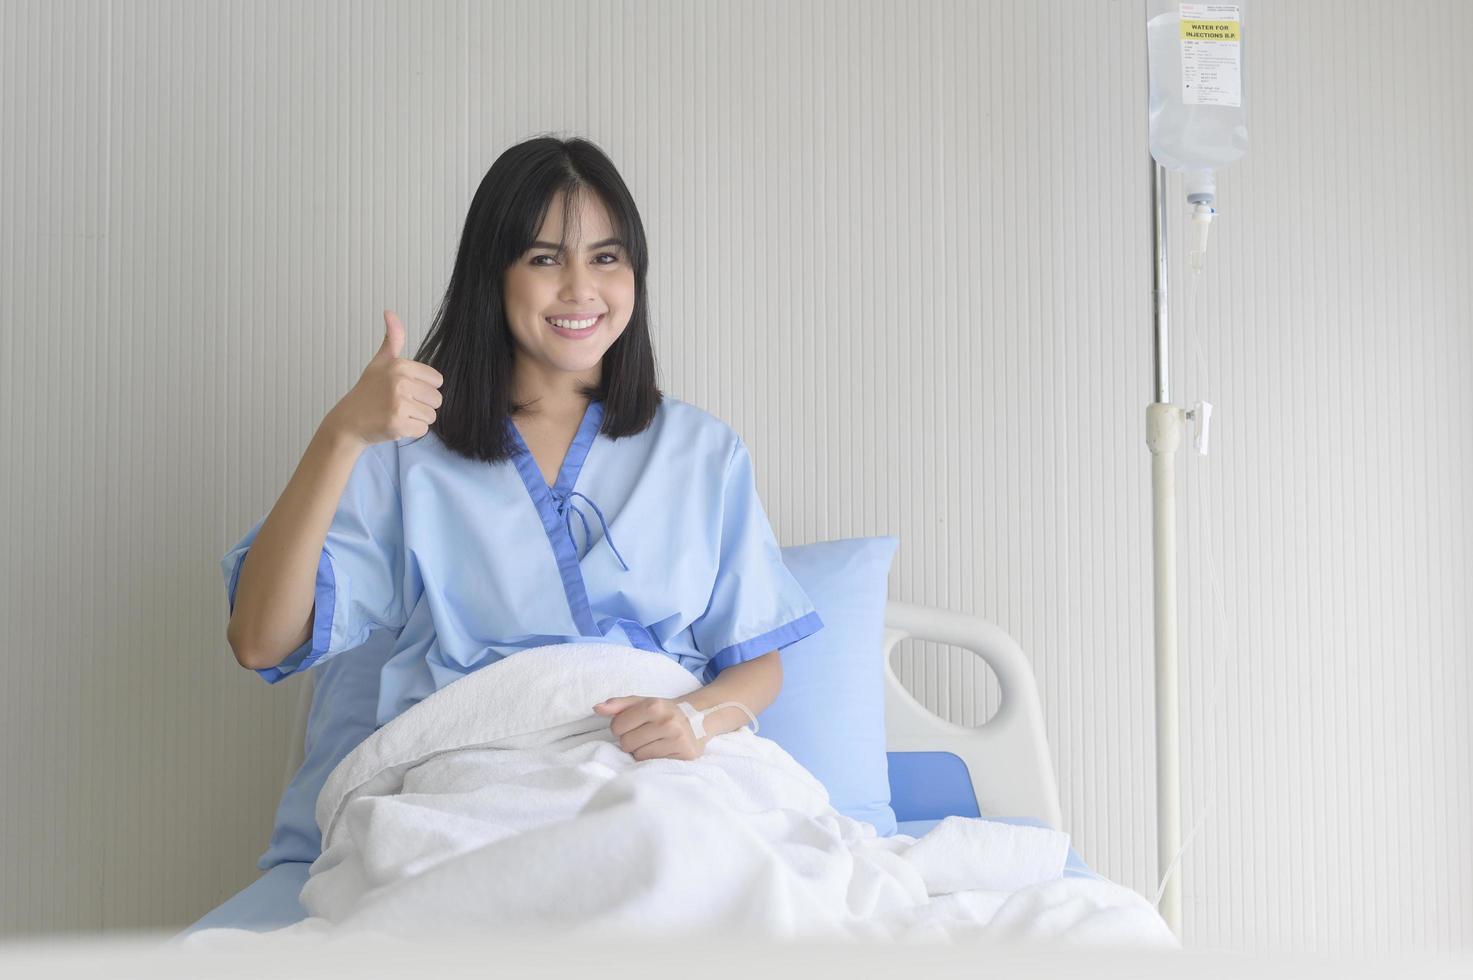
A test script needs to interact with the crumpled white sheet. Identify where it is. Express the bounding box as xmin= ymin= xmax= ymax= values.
xmin=188 ymin=643 xmax=1178 ymax=948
